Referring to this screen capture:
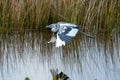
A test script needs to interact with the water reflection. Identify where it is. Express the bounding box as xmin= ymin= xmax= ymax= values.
xmin=0 ymin=31 xmax=120 ymax=80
